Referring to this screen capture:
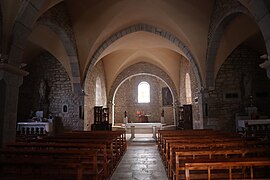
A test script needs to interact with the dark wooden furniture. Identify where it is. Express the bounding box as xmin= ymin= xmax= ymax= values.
xmin=91 ymin=106 xmax=112 ymax=131
xmin=177 ymin=105 xmax=193 ymax=130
